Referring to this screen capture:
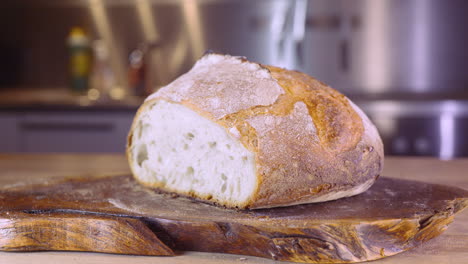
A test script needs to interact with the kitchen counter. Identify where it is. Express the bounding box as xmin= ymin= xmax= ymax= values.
xmin=0 ymin=154 xmax=467 ymax=264
xmin=0 ymin=88 xmax=143 ymax=111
